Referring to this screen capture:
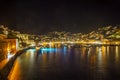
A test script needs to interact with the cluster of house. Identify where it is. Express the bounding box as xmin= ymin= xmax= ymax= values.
xmin=0 ymin=25 xmax=35 ymax=61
